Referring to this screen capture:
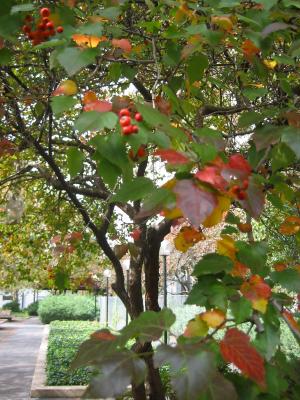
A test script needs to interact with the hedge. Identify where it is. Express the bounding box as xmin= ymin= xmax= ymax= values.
xmin=47 ymin=320 xmax=99 ymax=386
xmin=38 ymin=294 xmax=96 ymax=324
xmin=26 ymin=300 xmax=39 ymax=316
